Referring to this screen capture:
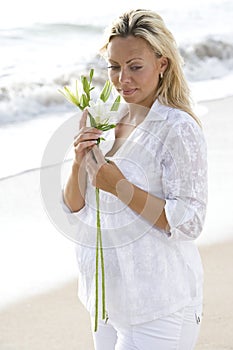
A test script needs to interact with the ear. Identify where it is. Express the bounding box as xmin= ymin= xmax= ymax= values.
xmin=160 ymin=57 xmax=168 ymax=73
